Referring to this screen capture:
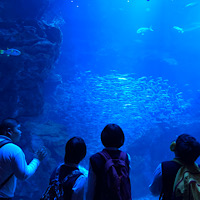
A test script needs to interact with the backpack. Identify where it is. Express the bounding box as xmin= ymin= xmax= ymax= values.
xmin=173 ymin=158 xmax=200 ymax=200
xmin=0 ymin=139 xmax=14 ymax=189
xmin=40 ymin=164 xmax=83 ymax=200
xmin=98 ymin=149 xmax=132 ymax=200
